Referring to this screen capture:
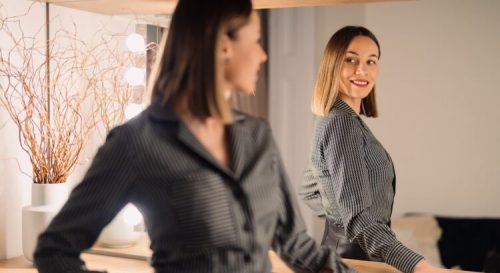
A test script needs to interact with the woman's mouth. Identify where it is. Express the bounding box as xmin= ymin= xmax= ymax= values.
xmin=350 ymin=79 xmax=369 ymax=87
